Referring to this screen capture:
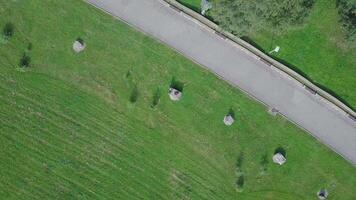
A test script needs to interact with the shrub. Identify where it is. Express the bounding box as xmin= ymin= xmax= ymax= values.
xmin=126 ymin=68 xmax=133 ymax=78
xmin=236 ymin=175 xmax=244 ymax=191
xmin=3 ymin=23 xmax=14 ymax=39
xmin=27 ymin=42 xmax=33 ymax=51
xmin=130 ymin=85 xmax=139 ymax=103
xmin=235 ymin=152 xmax=243 ymax=175
xmin=19 ymin=53 xmax=31 ymax=68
